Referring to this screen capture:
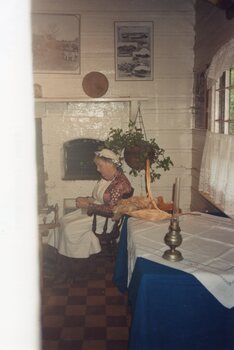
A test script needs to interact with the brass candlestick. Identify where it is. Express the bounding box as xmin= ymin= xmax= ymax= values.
xmin=162 ymin=216 xmax=183 ymax=262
